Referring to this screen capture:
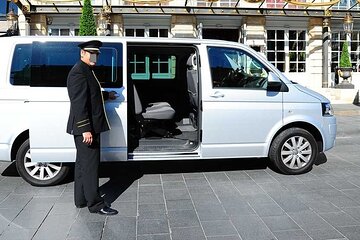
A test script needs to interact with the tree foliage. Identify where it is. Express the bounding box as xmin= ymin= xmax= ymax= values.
xmin=339 ymin=42 xmax=352 ymax=68
xmin=79 ymin=0 xmax=97 ymax=36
